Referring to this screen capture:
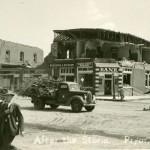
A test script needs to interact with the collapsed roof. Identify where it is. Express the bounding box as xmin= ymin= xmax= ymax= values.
xmin=53 ymin=28 xmax=150 ymax=47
